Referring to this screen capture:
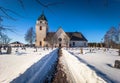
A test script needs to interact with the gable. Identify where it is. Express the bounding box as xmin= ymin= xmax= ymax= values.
xmin=54 ymin=27 xmax=69 ymax=40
